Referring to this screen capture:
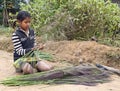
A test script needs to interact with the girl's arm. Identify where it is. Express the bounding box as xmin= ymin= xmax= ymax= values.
xmin=12 ymin=33 xmax=32 ymax=56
